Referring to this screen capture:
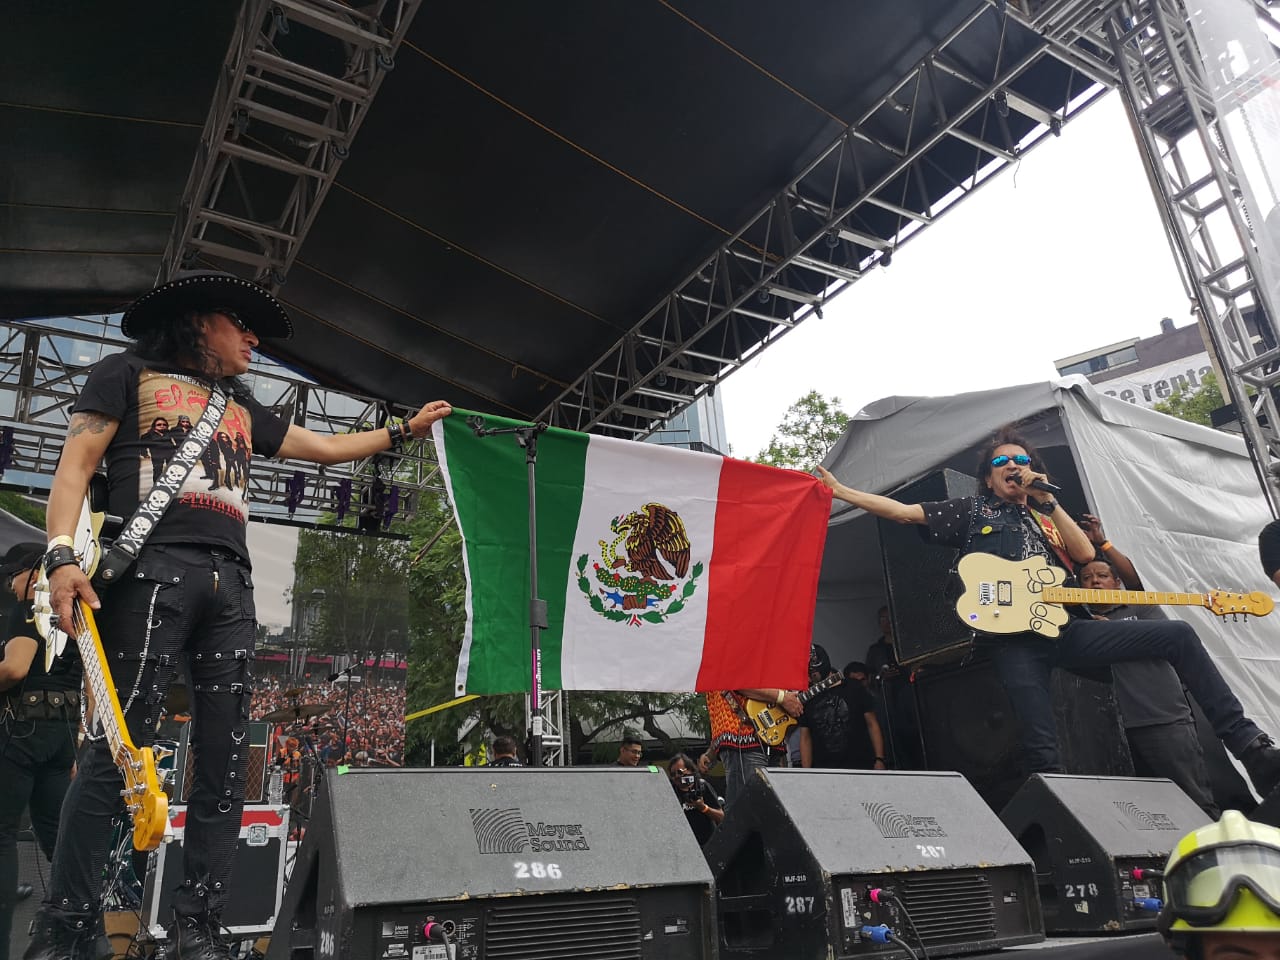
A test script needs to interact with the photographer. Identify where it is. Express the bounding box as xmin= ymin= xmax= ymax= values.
xmin=667 ymin=753 xmax=724 ymax=846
